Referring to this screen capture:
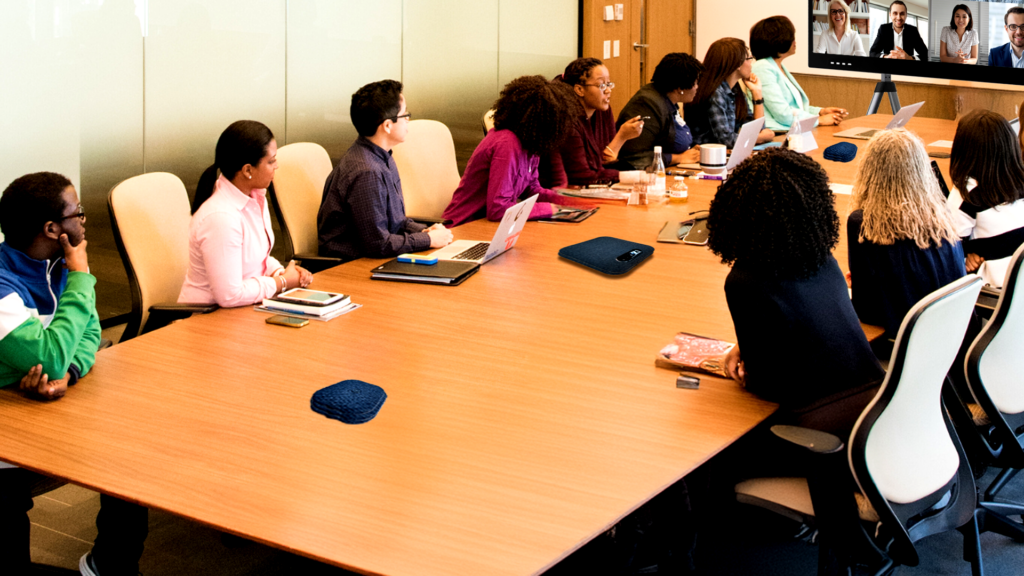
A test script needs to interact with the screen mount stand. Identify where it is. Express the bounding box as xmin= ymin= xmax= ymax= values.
xmin=867 ymin=74 xmax=901 ymax=115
